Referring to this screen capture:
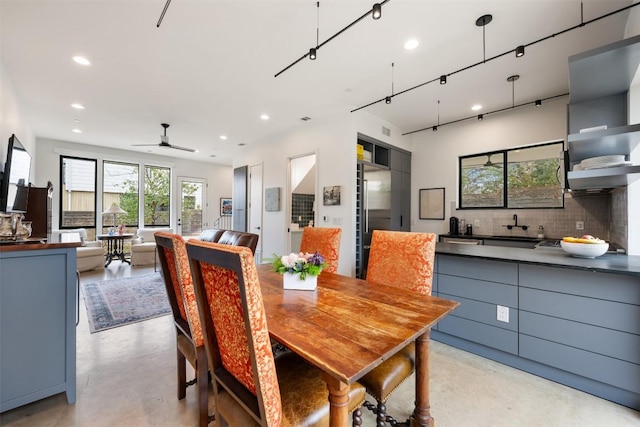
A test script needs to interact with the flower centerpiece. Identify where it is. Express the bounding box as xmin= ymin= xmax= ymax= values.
xmin=271 ymin=252 xmax=327 ymax=290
